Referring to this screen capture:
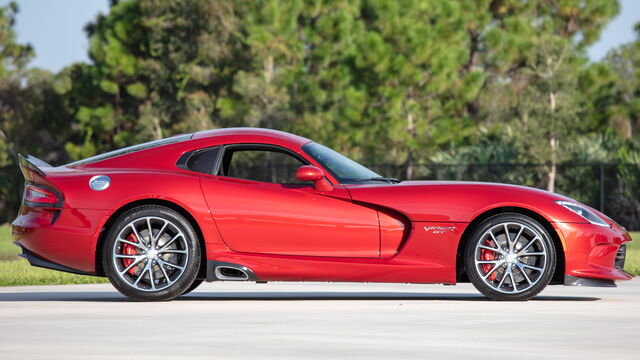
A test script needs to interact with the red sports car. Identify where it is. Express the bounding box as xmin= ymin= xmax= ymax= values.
xmin=11 ymin=128 xmax=632 ymax=301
